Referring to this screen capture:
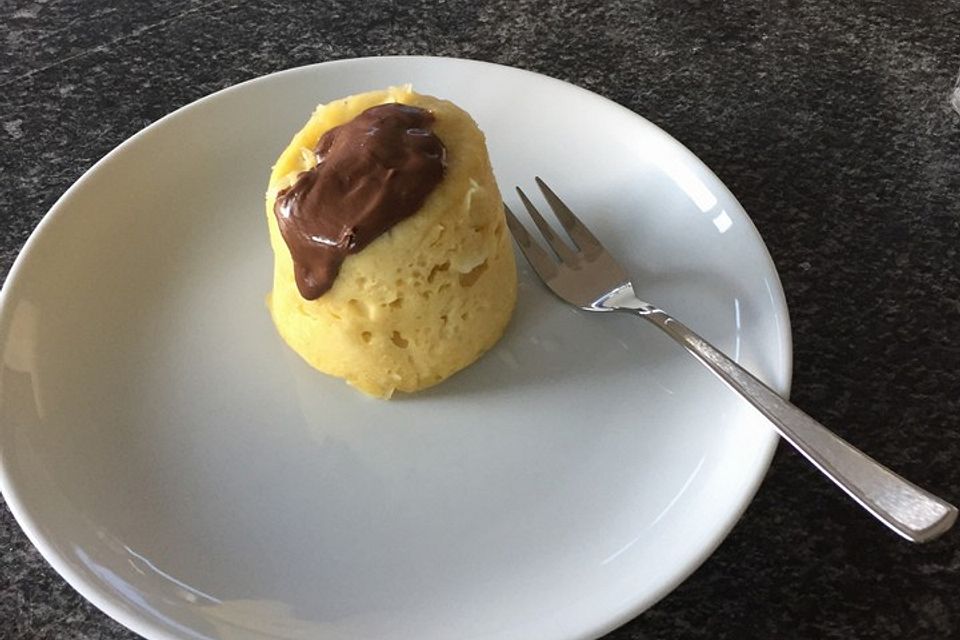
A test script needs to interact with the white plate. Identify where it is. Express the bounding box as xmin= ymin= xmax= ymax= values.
xmin=0 ymin=57 xmax=791 ymax=640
